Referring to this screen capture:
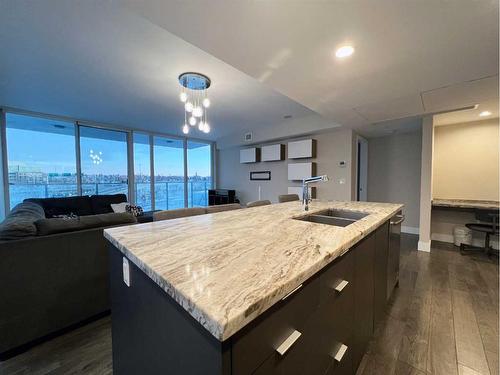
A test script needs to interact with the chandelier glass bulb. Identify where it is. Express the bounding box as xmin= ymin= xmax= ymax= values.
xmin=203 ymin=122 xmax=210 ymax=133
xmin=189 ymin=116 xmax=197 ymax=126
xmin=182 ymin=124 xmax=189 ymax=134
xmin=193 ymin=106 xmax=203 ymax=118
xmin=185 ymin=102 xmax=194 ymax=113
xmin=198 ymin=121 xmax=205 ymax=131
xmin=203 ymin=98 xmax=210 ymax=108
xmin=179 ymin=92 xmax=188 ymax=103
